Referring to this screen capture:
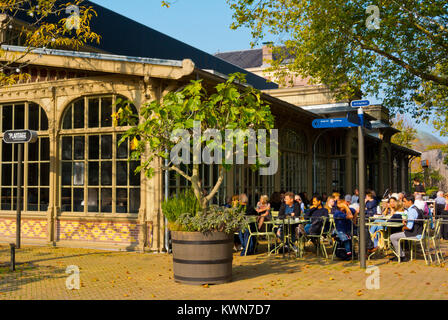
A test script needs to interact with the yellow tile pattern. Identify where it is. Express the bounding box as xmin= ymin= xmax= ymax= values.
xmin=57 ymin=221 xmax=140 ymax=245
xmin=0 ymin=219 xmax=47 ymax=239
